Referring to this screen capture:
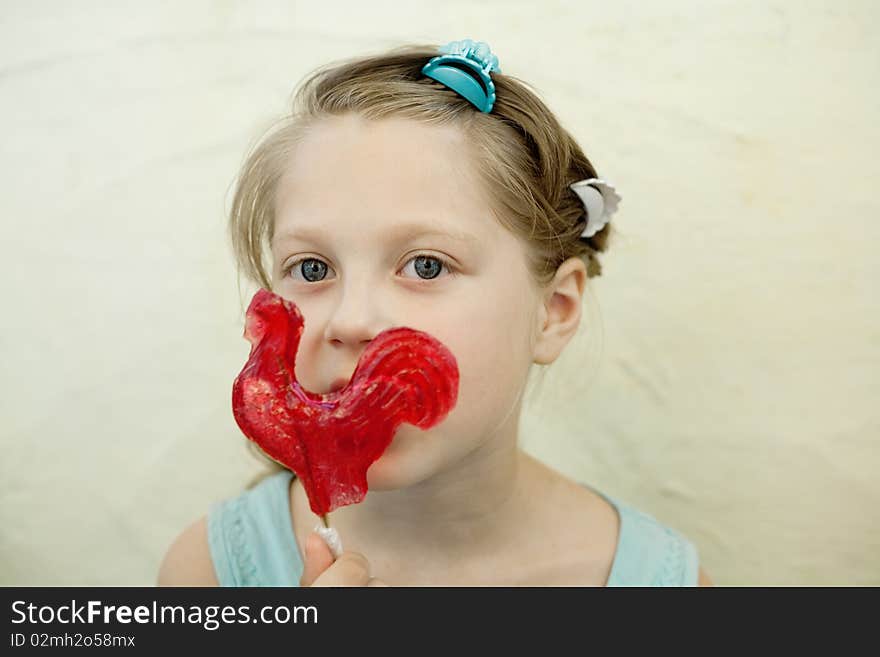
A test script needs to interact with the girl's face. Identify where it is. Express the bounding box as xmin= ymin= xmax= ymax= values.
xmin=270 ymin=113 xmax=543 ymax=490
